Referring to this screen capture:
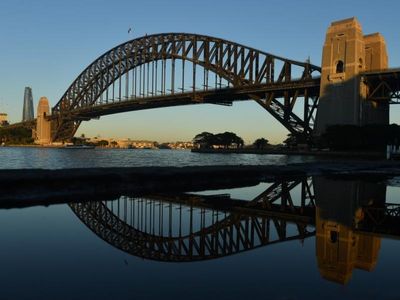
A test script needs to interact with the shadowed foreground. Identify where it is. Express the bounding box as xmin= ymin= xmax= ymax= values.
xmin=1 ymin=160 xmax=400 ymax=206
